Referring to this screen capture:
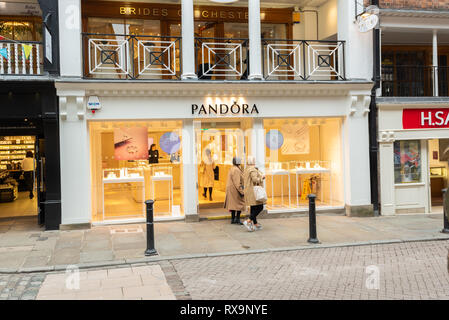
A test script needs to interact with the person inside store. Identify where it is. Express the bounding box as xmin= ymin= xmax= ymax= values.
xmin=224 ymin=156 xmax=245 ymax=225
xmin=199 ymin=148 xmax=217 ymax=201
xmin=21 ymin=151 xmax=35 ymax=199
xmin=243 ymin=155 xmax=266 ymax=232
xmin=148 ymin=144 xmax=159 ymax=164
